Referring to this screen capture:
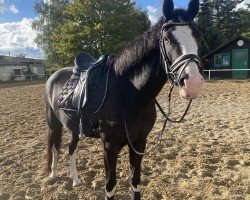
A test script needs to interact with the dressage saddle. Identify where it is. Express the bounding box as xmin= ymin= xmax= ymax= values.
xmin=58 ymin=52 xmax=110 ymax=138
